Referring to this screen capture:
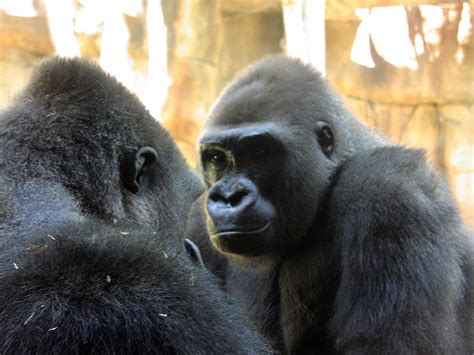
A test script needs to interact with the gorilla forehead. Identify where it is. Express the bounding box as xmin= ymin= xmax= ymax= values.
xmin=200 ymin=121 xmax=288 ymax=146
xmin=206 ymin=56 xmax=342 ymax=128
